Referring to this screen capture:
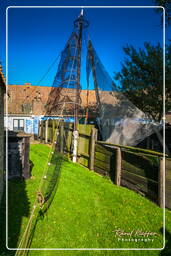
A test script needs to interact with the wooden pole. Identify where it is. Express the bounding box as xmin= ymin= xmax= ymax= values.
xmin=89 ymin=128 xmax=97 ymax=170
xmin=45 ymin=119 xmax=49 ymax=144
xmin=52 ymin=120 xmax=55 ymax=143
xmin=158 ymin=157 xmax=164 ymax=208
xmin=115 ymin=147 xmax=122 ymax=186
xmin=40 ymin=121 xmax=44 ymax=143
xmin=153 ymin=126 xmax=170 ymax=155
xmin=38 ymin=121 xmax=41 ymax=140
xmin=60 ymin=123 xmax=64 ymax=154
